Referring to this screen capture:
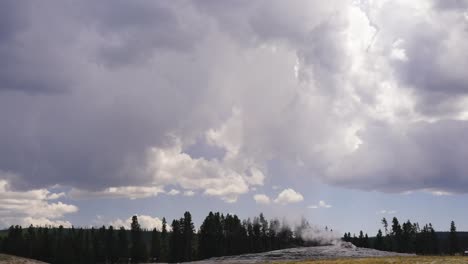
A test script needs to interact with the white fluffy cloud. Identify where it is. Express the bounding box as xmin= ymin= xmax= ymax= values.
xmin=308 ymin=200 xmax=332 ymax=209
xmin=377 ymin=210 xmax=397 ymax=215
xmin=0 ymin=179 xmax=78 ymax=228
xmin=183 ymin=190 xmax=195 ymax=197
xmin=167 ymin=189 xmax=180 ymax=196
xmin=274 ymin=188 xmax=304 ymax=205
xmin=253 ymin=194 xmax=271 ymax=205
xmin=147 ymin=139 xmax=264 ymax=203
xmin=109 ymin=215 xmax=163 ymax=230
xmin=70 ymin=186 xmax=164 ymax=200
